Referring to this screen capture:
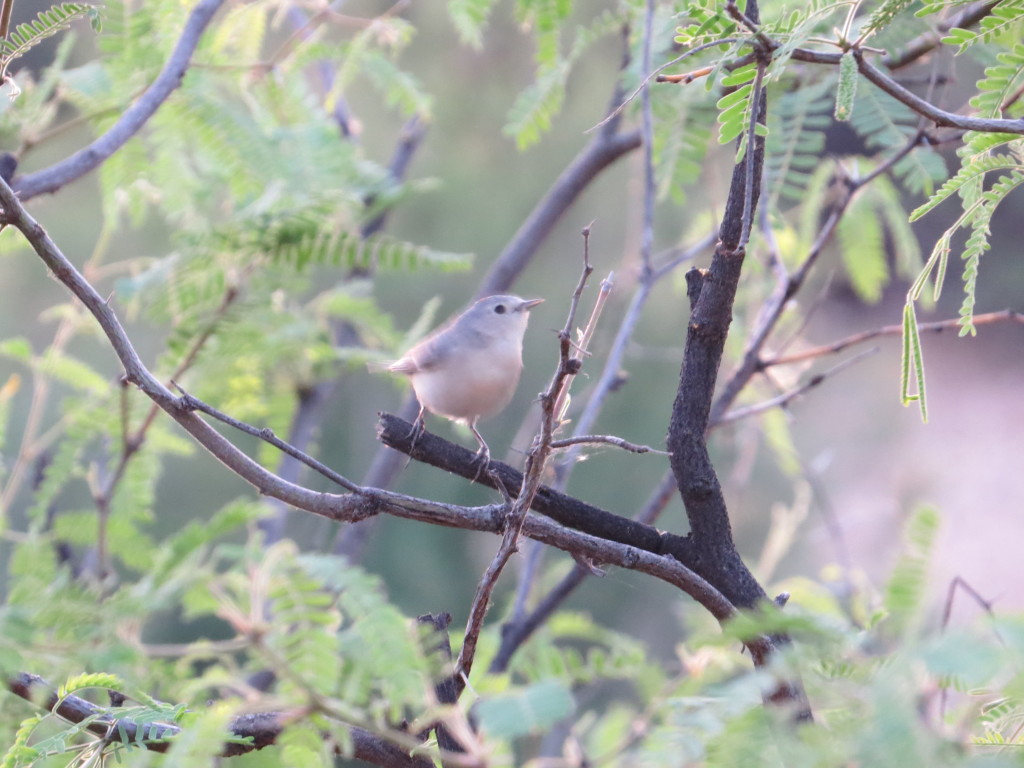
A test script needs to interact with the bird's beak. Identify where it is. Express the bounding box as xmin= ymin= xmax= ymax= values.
xmin=519 ymin=298 xmax=544 ymax=312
